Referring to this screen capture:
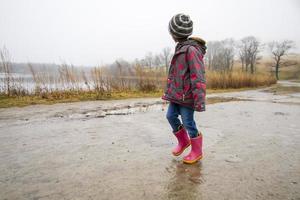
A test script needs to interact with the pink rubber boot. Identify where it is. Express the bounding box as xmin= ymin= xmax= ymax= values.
xmin=183 ymin=134 xmax=203 ymax=164
xmin=172 ymin=127 xmax=191 ymax=156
